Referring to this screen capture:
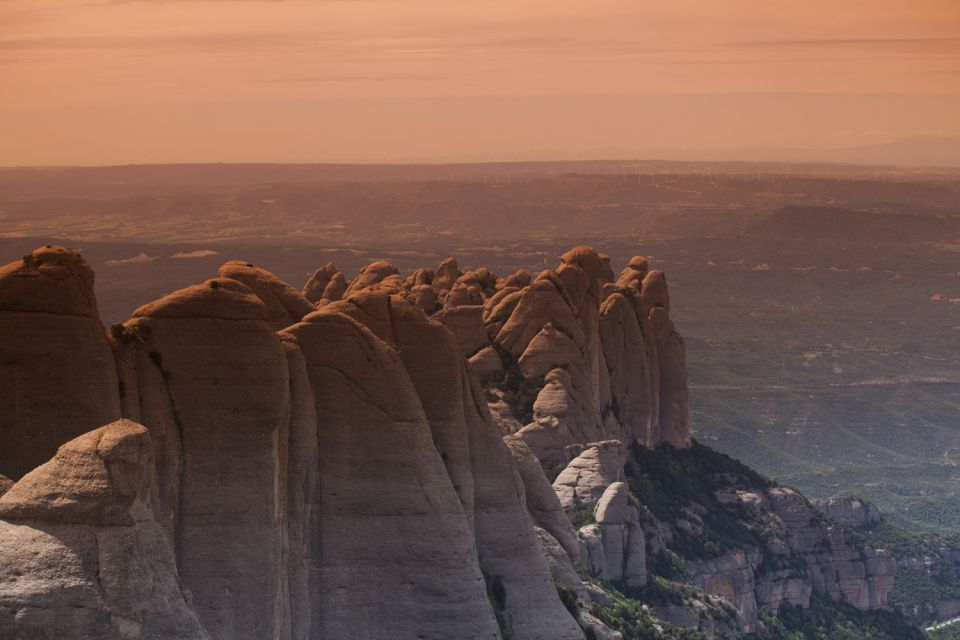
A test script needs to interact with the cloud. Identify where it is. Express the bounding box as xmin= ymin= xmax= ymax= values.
xmin=100 ymin=0 xmax=324 ymax=3
xmin=0 ymin=31 xmax=317 ymax=52
xmin=257 ymin=73 xmax=448 ymax=83
xmin=0 ymin=28 xmax=664 ymax=61
xmin=723 ymin=36 xmax=960 ymax=52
